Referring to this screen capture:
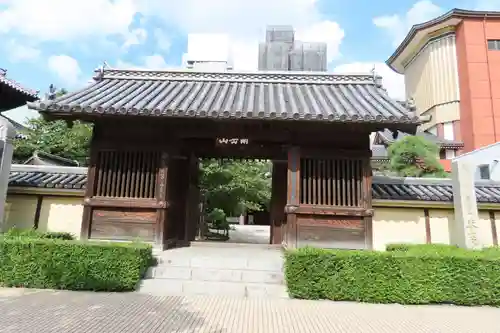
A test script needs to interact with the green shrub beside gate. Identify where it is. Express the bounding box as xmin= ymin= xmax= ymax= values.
xmin=284 ymin=245 xmax=500 ymax=306
xmin=0 ymin=234 xmax=152 ymax=292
